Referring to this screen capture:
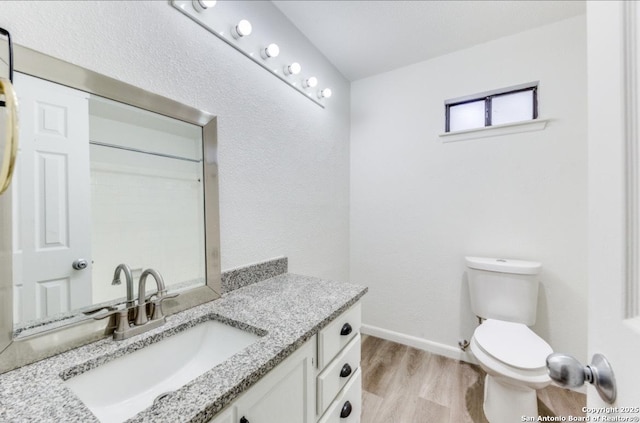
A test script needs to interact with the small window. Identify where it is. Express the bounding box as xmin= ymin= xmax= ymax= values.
xmin=448 ymin=100 xmax=485 ymax=132
xmin=445 ymin=84 xmax=538 ymax=133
